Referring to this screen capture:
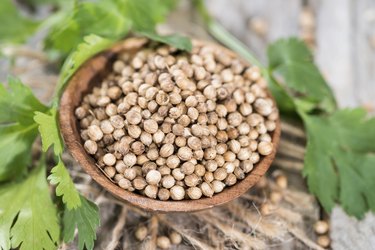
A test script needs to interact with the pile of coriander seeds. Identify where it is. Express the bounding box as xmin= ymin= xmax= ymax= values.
xmin=75 ymin=40 xmax=278 ymax=201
